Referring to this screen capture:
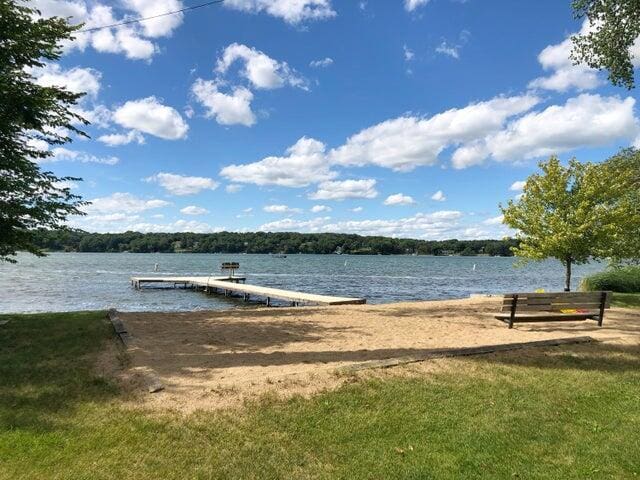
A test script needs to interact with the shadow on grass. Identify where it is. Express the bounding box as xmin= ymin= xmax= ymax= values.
xmin=0 ymin=311 xmax=120 ymax=432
